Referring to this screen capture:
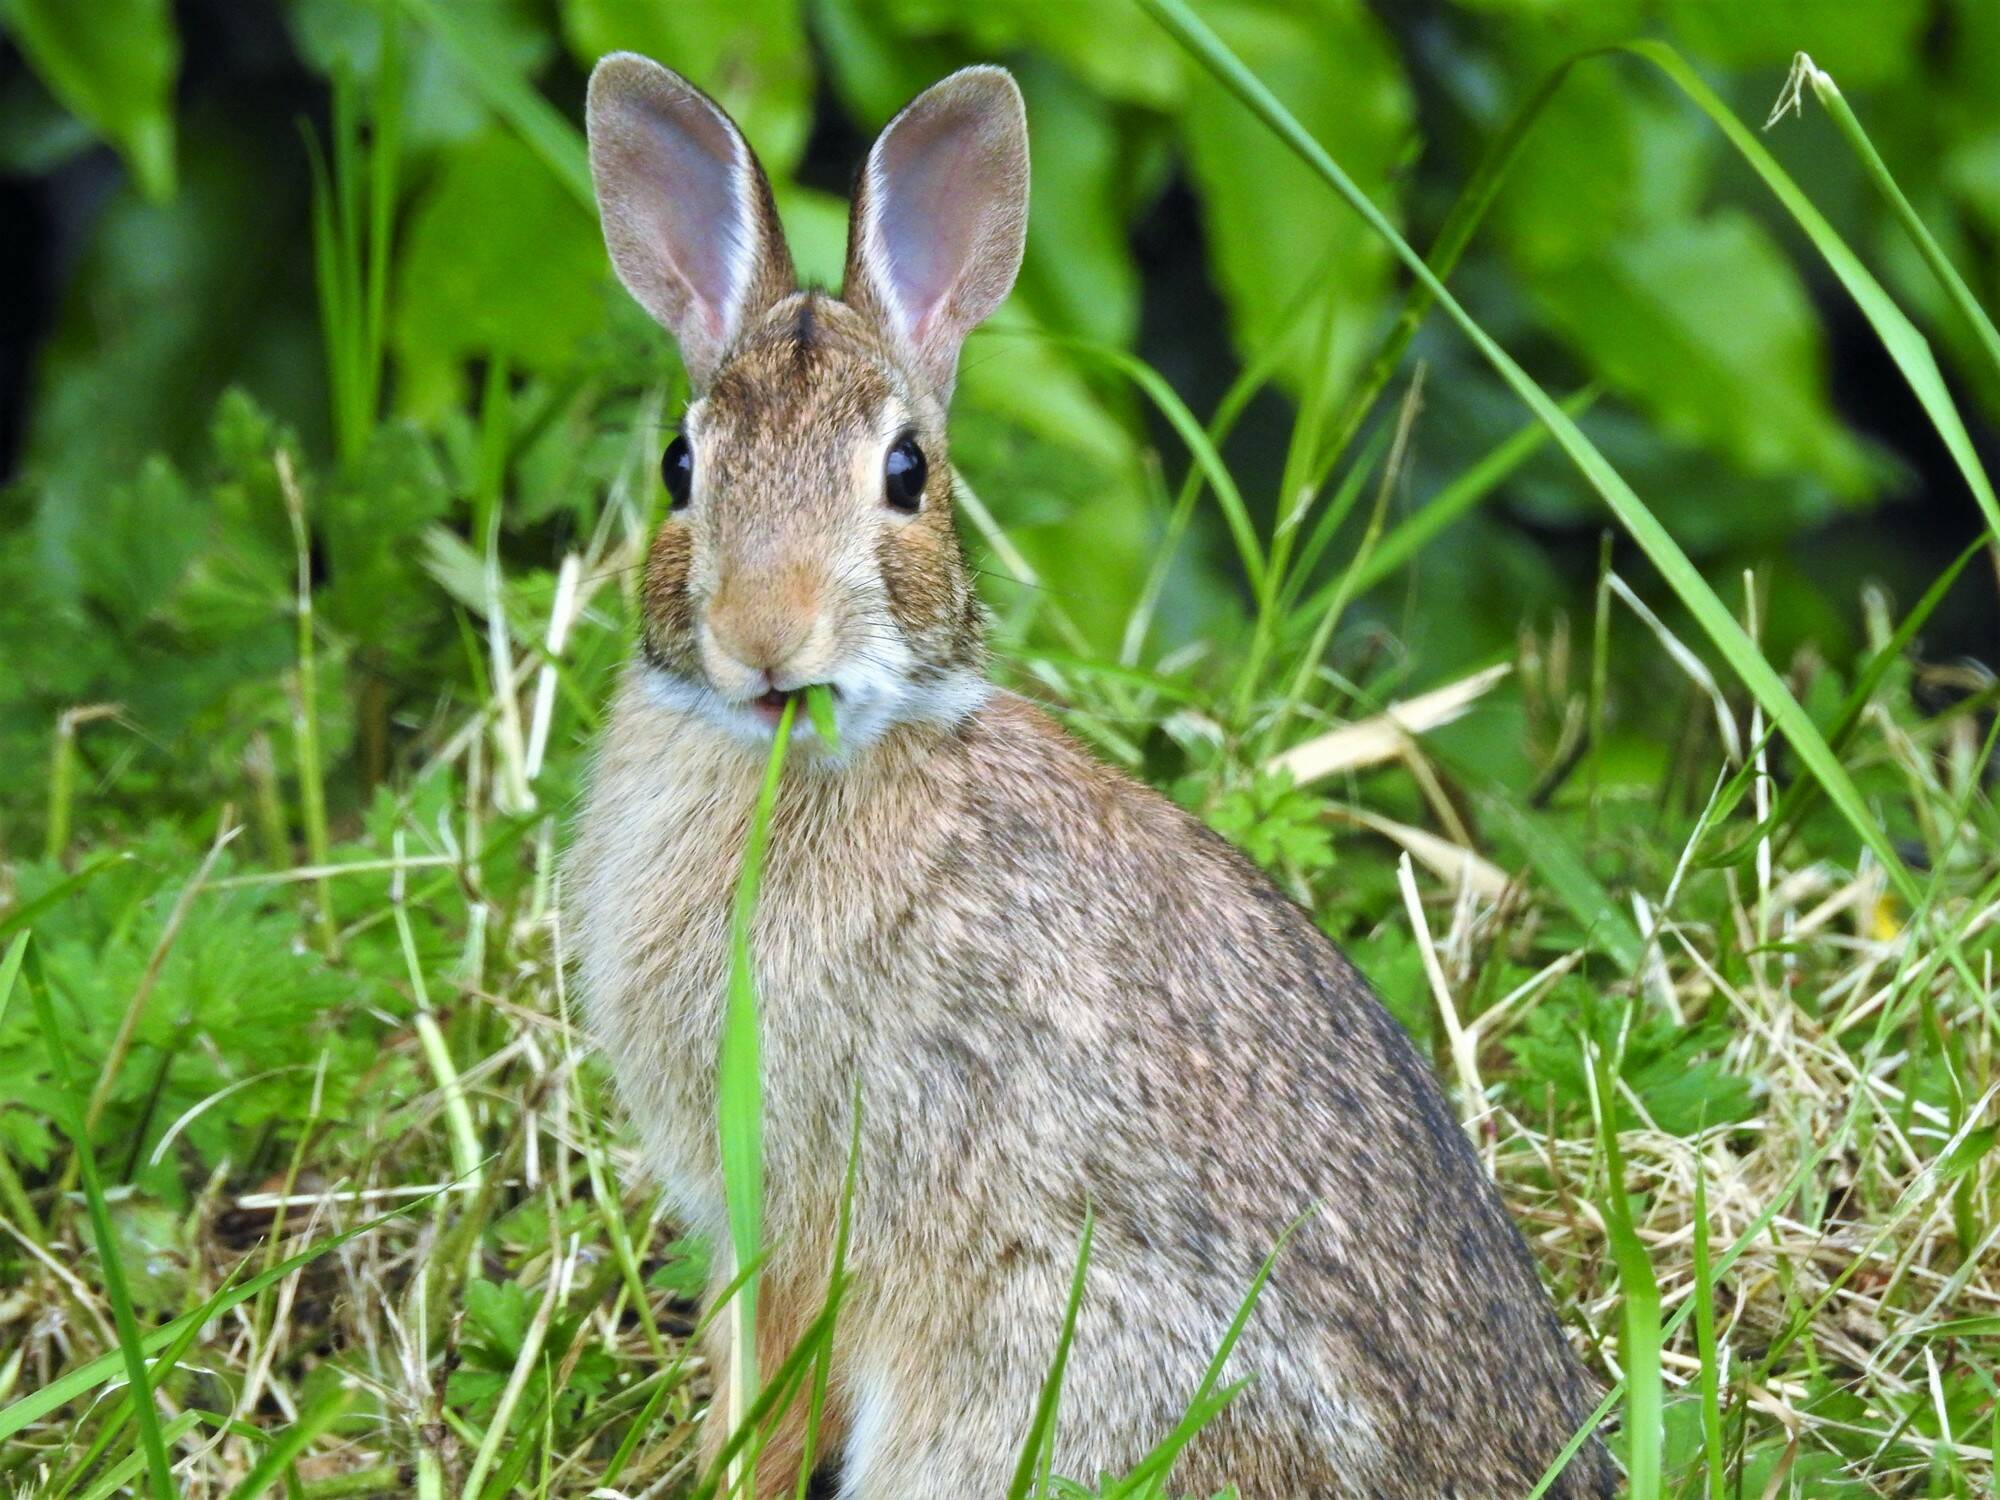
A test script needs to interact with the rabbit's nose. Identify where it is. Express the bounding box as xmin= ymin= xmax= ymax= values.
xmin=704 ymin=564 xmax=823 ymax=683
